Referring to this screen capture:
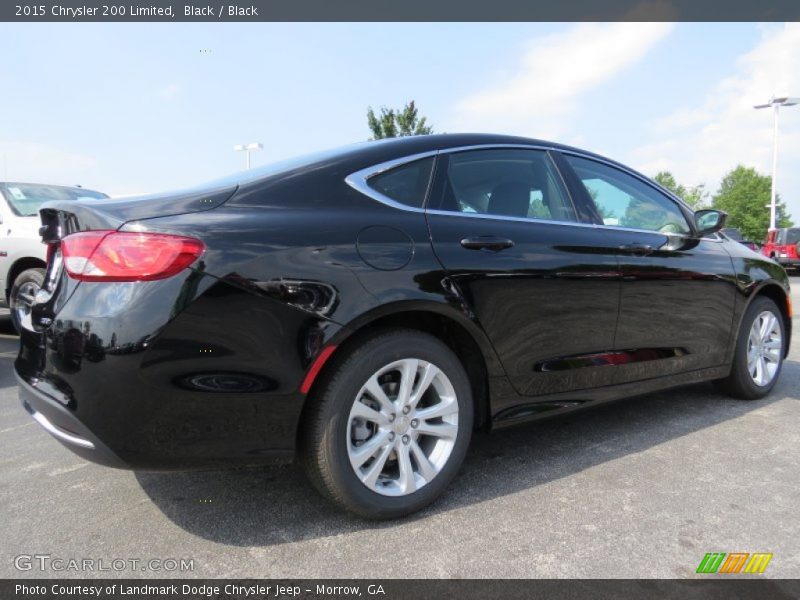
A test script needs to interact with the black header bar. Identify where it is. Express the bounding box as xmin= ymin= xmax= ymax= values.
xmin=3 ymin=0 xmax=800 ymax=22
